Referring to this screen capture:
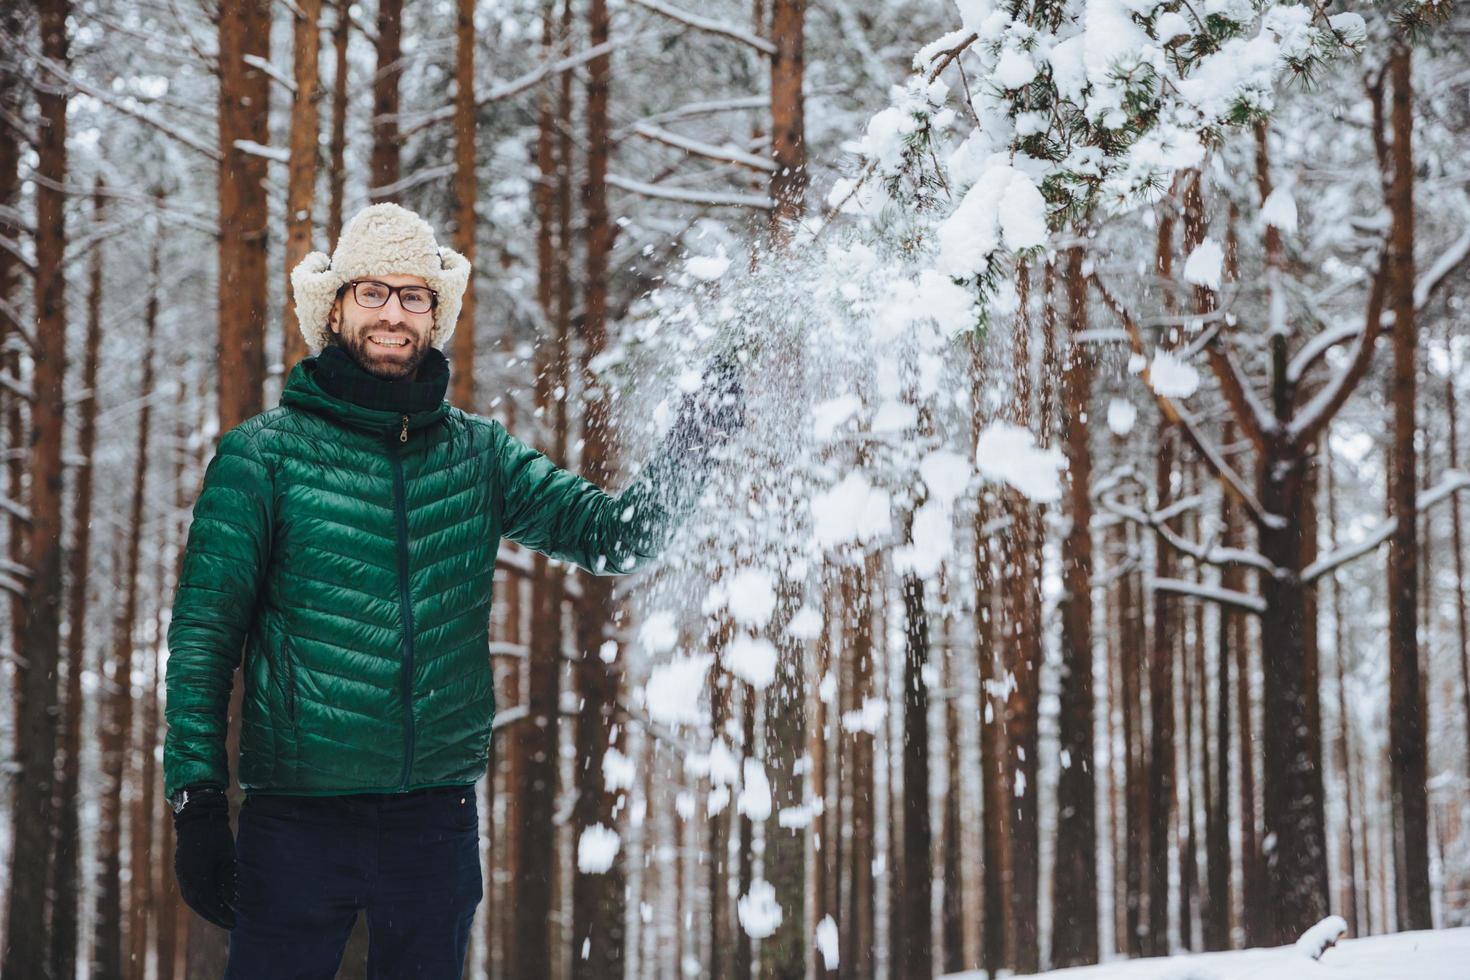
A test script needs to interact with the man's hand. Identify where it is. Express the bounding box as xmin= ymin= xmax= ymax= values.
xmin=669 ymin=349 xmax=747 ymax=456
xmin=172 ymin=786 xmax=238 ymax=929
